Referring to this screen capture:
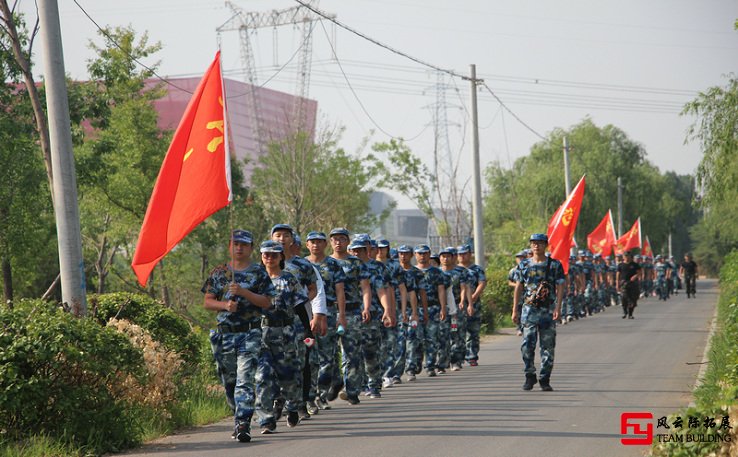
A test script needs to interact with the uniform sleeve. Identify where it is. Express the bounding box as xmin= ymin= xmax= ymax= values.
xmin=475 ymin=266 xmax=487 ymax=283
xmin=554 ymin=261 xmax=566 ymax=285
xmin=201 ymin=268 xmax=225 ymax=298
